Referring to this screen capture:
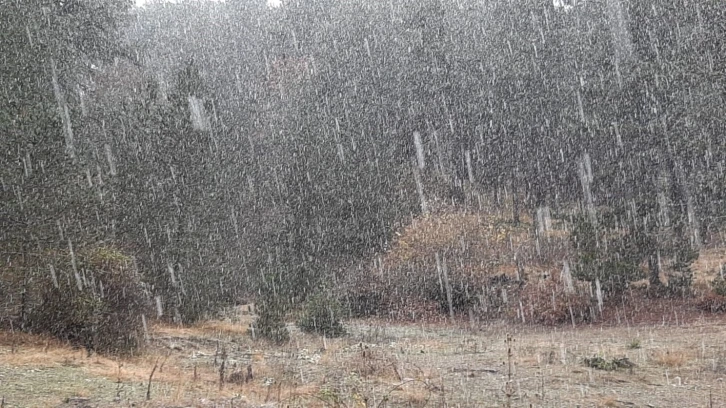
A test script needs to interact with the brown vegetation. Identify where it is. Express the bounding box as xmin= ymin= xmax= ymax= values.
xmin=344 ymin=208 xmax=586 ymax=324
xmin=652 ymin=349 xmax=692 ymax=368
xmin=342 ymin=208 xmax=726 ymax=329
xmin=1 ymin=246 xmax=150 ymax=355
xmin=3 ymin=310 xmax=726 ymax=407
